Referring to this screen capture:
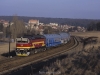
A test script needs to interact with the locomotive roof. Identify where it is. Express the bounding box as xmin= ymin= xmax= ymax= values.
xmin=43 ymin=34 xmax=61 ymax=39
xmin=22 ymin=34 xmax=45 ymax=39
